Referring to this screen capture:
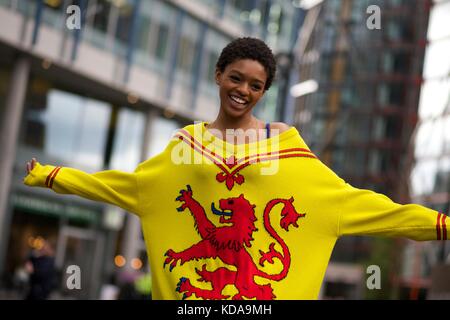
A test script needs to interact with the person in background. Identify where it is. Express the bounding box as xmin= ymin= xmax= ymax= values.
xmin=25 ymin=239 xmax=57 ymax=300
